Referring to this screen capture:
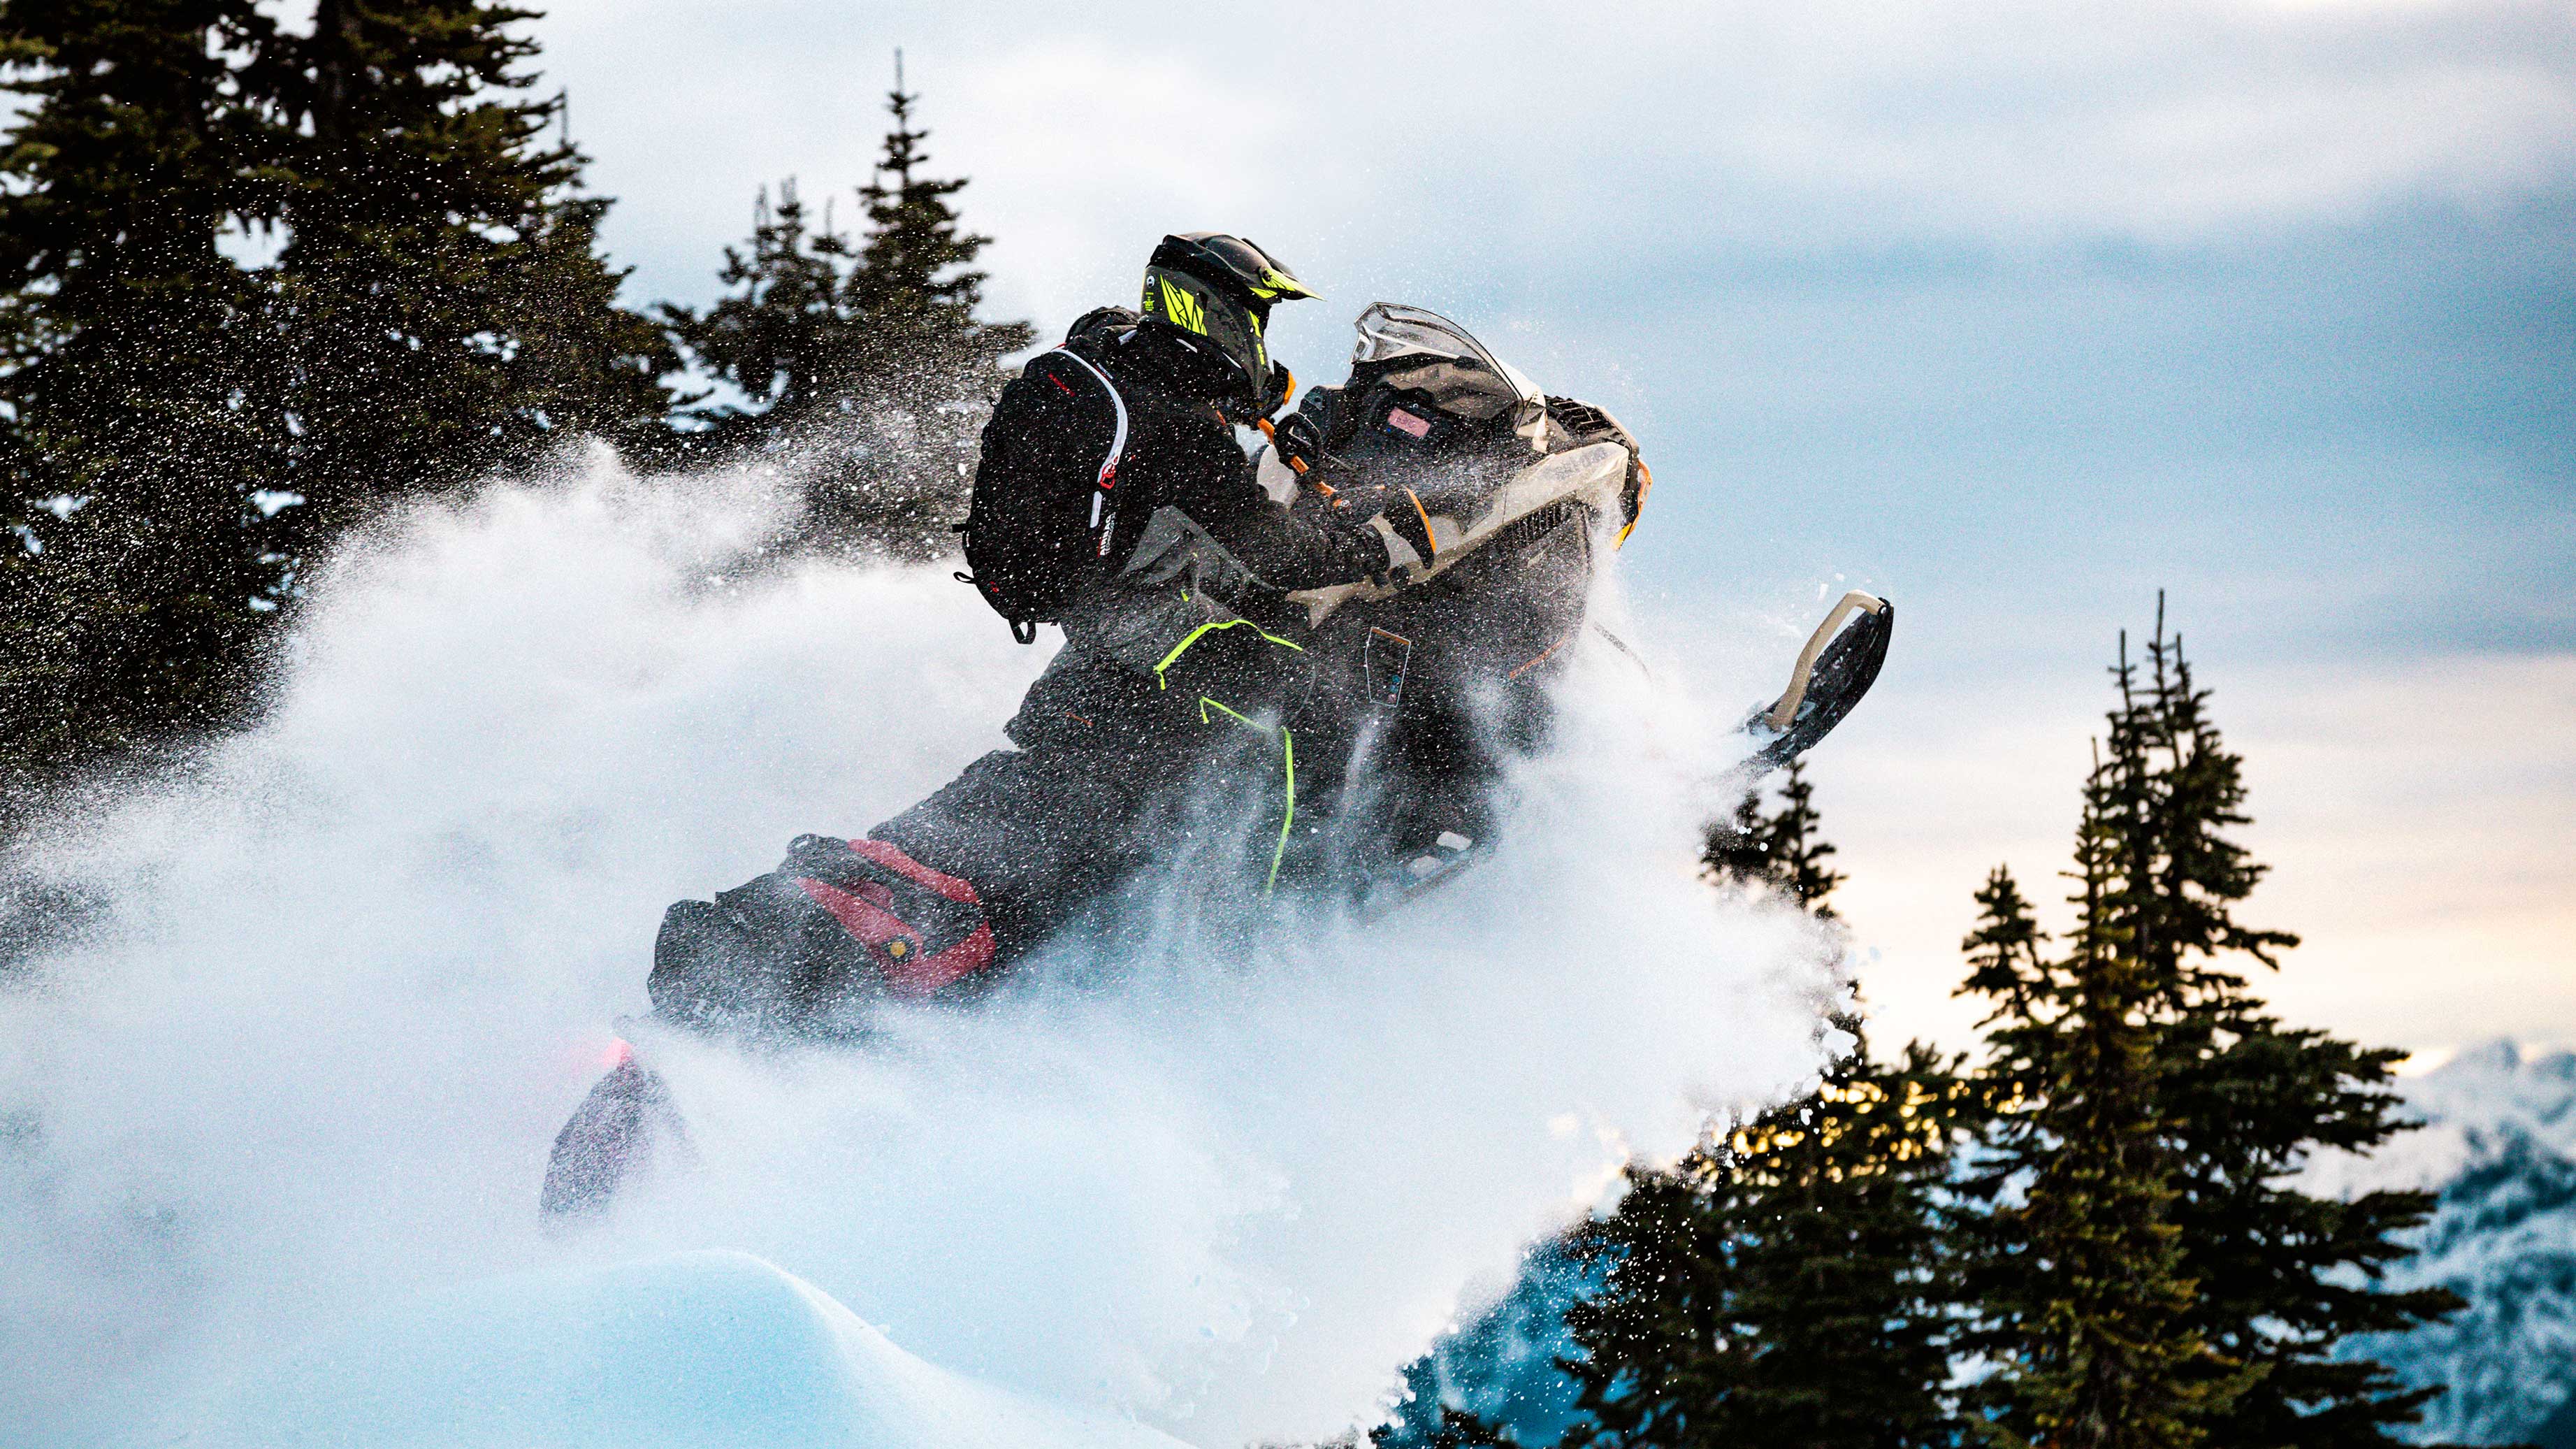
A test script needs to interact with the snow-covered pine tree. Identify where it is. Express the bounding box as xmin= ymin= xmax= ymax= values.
xmin=1562 ymin=772 xmax=1972 ymax=1449
xmin=667 ymin=53 xmax=1032 ymax=560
